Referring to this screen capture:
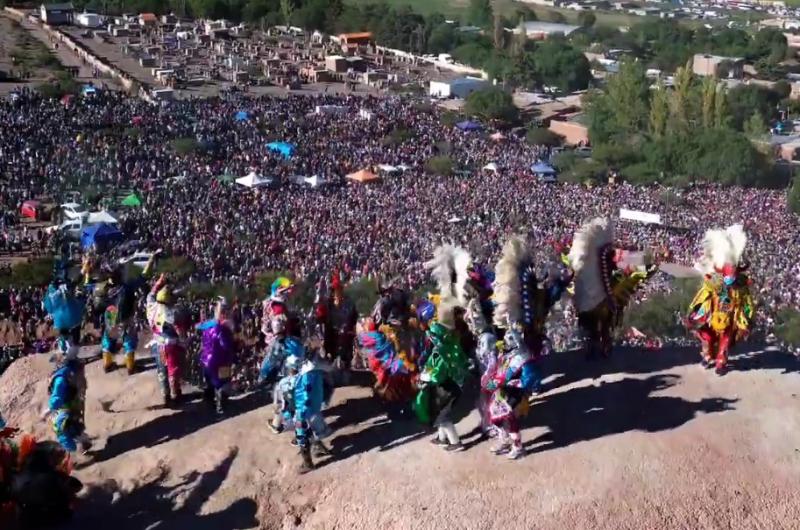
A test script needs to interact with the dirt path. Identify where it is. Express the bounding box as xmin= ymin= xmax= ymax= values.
xmin=2 ymin=342 xmax=800 ymax=529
